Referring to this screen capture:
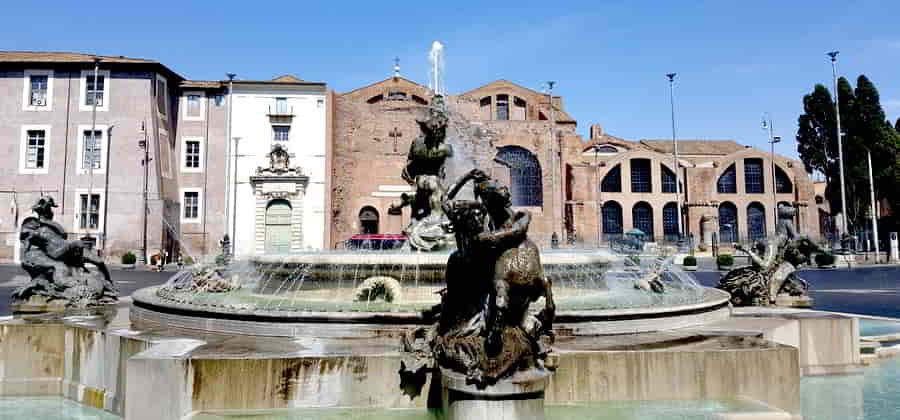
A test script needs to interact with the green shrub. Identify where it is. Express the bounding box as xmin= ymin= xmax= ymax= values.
xmin=183 ymin=256 xmax=195 ymax=266
xmin=717 ymin=254 xmax=734 ymax=267
xmin=121 ymin=251 xmax=137 ymax=265
xmin=627 ymin=255 xmax=640 ymax=265
xmin=214 ymin=255 xmax=227 ymax=266
xmin=683 ymin=255 xmax=697 ymax=266
xmin=815 ymin=252 xmax=836 ymax=267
